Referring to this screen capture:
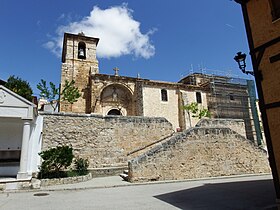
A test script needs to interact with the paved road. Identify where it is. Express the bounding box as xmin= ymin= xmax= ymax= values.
xmin=0 ymin=175 xmax=277 ymax=210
